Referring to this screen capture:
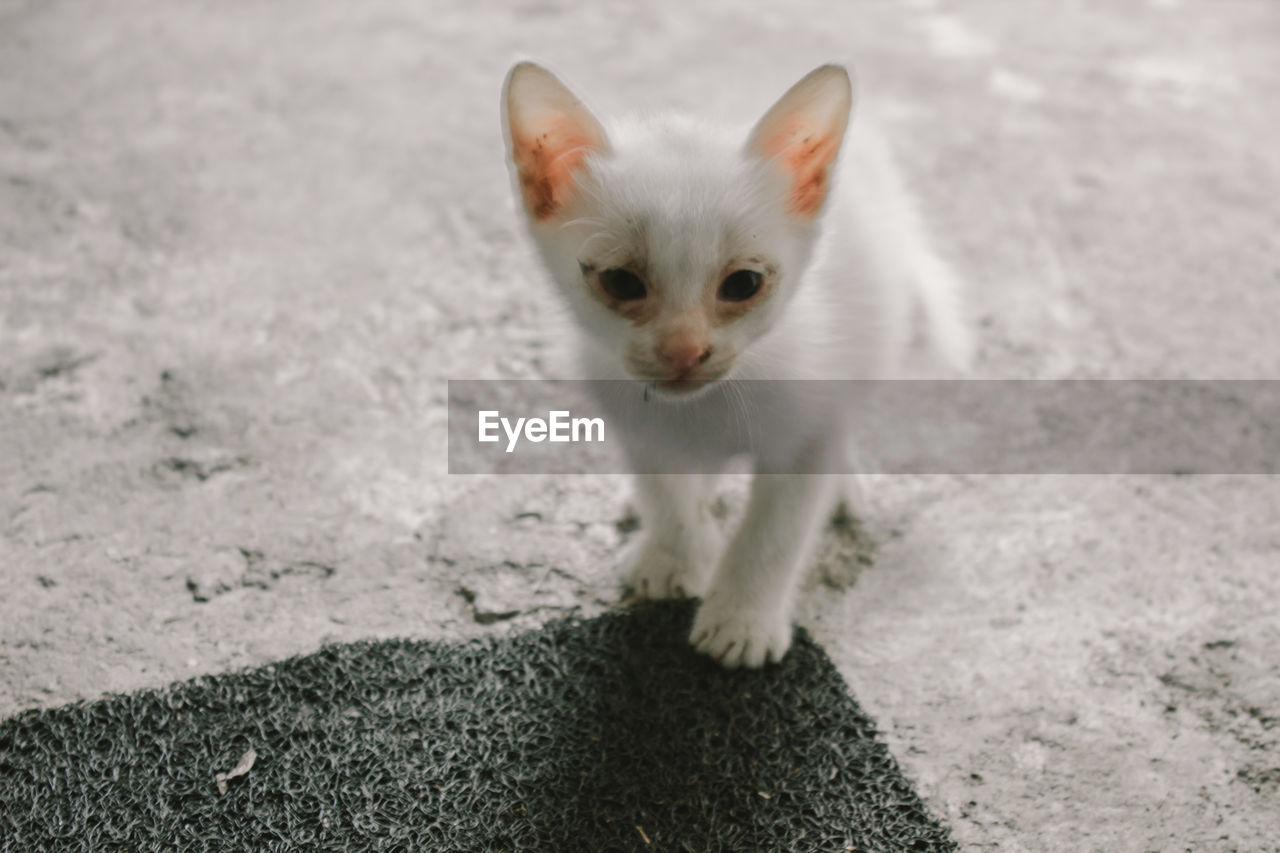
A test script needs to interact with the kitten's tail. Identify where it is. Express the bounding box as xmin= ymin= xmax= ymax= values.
xmin=908 ymin=232 xmax=975 ymax=376
xmin=851 ymin=118 xmax=975 ymax=377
